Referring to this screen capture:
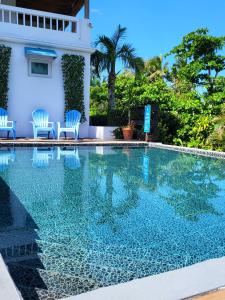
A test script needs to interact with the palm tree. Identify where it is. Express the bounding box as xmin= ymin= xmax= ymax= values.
xmin=144 ymin=55 xmax=168 ymax=81
xmin=91 ymin=25 xmax=143 ymax=112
